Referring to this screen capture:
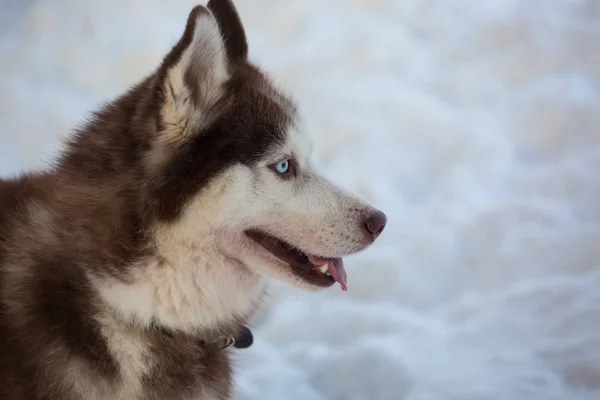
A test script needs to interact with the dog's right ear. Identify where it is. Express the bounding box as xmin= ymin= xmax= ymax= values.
xmin=157 ymin=5 xmax=229 ymax=142
xmin=207 ymin=0 xmax=248 ymax=61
